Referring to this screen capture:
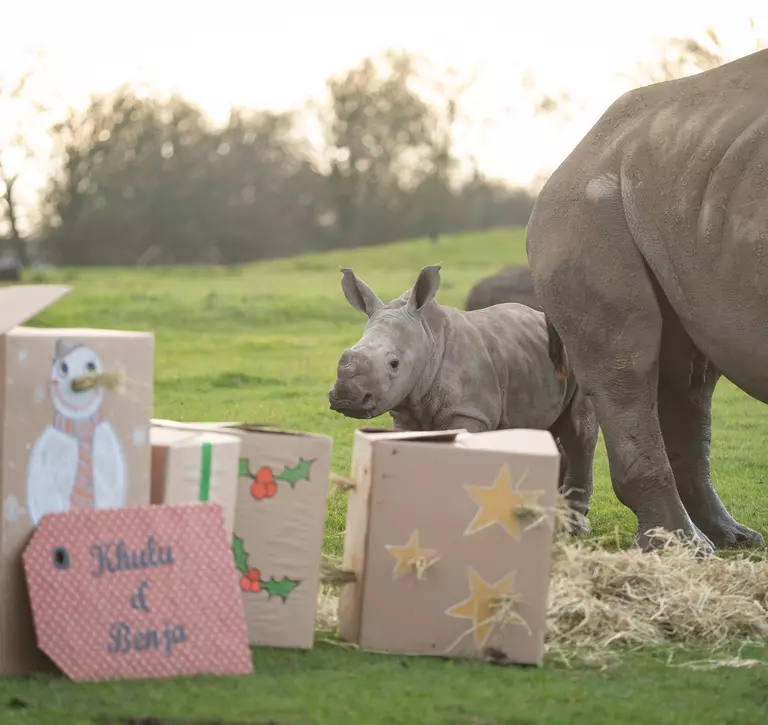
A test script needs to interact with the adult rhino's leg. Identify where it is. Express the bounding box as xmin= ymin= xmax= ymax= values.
xmin=527 ymin=187 xmax=712 ymax=552
xmin=550 ymin=387 xmax=597 ymax=536
xmin=657 ymin=297 xmax=764 ymax=548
